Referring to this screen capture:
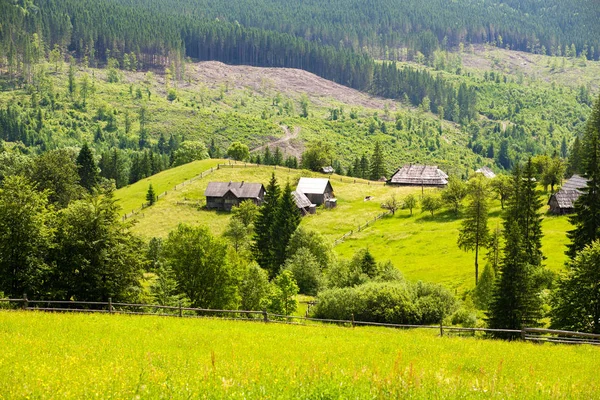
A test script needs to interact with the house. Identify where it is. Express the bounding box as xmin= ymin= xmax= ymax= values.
xmin=296 ymin=177 xmax=335 ymax=206
xmin=292 ymin=190 xmax=316 ymax=216
xmin=204 ymin=181 xmax=265 ymax=211
xmin=387 ymin=164 xmax=448 ymax=187
xmin=322 ymin=166 xmax=334 ymax=174
xmin=475 ymin=166 xmax=496 ymax=179
xmin=548 ymin=175 xmax=588 ymax=214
